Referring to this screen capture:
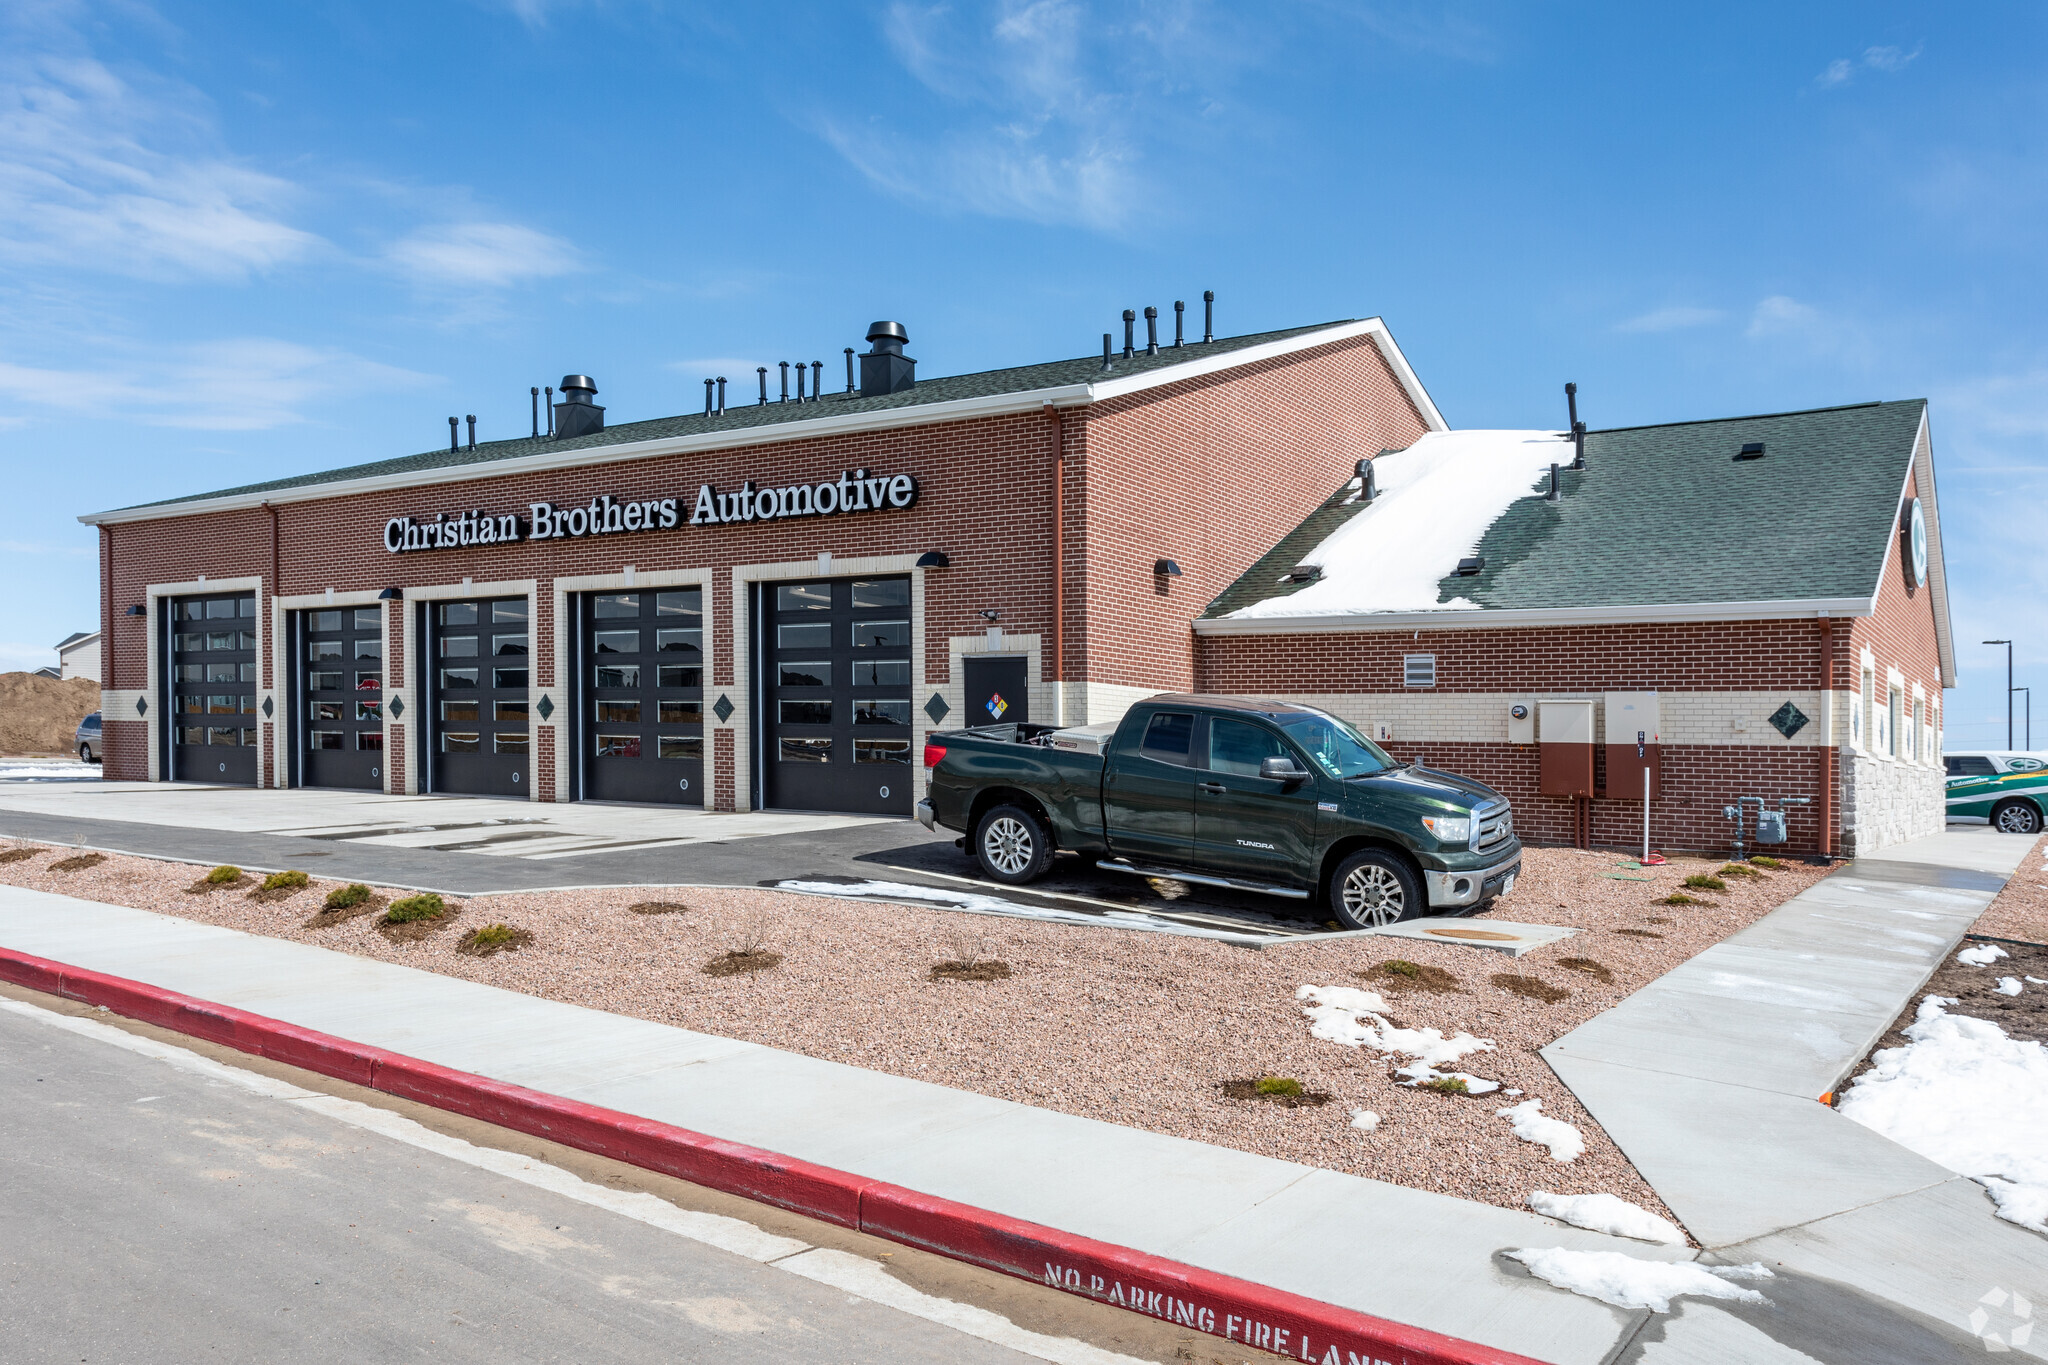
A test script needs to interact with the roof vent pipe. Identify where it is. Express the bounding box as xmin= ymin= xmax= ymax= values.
xmin=716 ymin=377 xmax=726 ymax=415
xmin=553 ymin=375 xmax=603 ymax=439
xmin=779 ymin=361 xmax=789 ymax=403
xmin=1354 ymin=456 xmax=1377 ymax=504
xmin=757 ymin=367 xmax=767 ymax=405
xmin=1101 ymin=333 xmax=1112 ymax=372
xmin=1565 ymin=381 xmax=1578 ymax=432
xmin=1203 ymin=290 xmax=1214 ymax=343
xmin=1144 ymin=306 xmax=1159 ymax=355
xmin=704 ymin=378 xmax=714 ymax=415
xmin=545 ymin=386 xmax=554 ymax=436
xmin=1547 ymin=462 xmax=1560 ymax=501
xmin=466 ymin=414 xmax=476 ymax=450
xmin=448 ymin=416 xmax=458 ymax=452
xmin=530 ymin=386 xmax=540 ymax=439
xmin=796 ymin=361 xmax=806 ymax=403
xmin=1174 ymin=300 xmax=1185 ymax=347
xmin=811 ymin=361 xmax=822 ymax=402
xmin=1122 ymin=309 xmax=1135 ymax=358
xmin=844 ymin=348 xmax=856 ymax=393
xmin=1571 ymin=421 xmax=1585 ymax=470
xmin=859 ymin=321 xmax=916 ymax=397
